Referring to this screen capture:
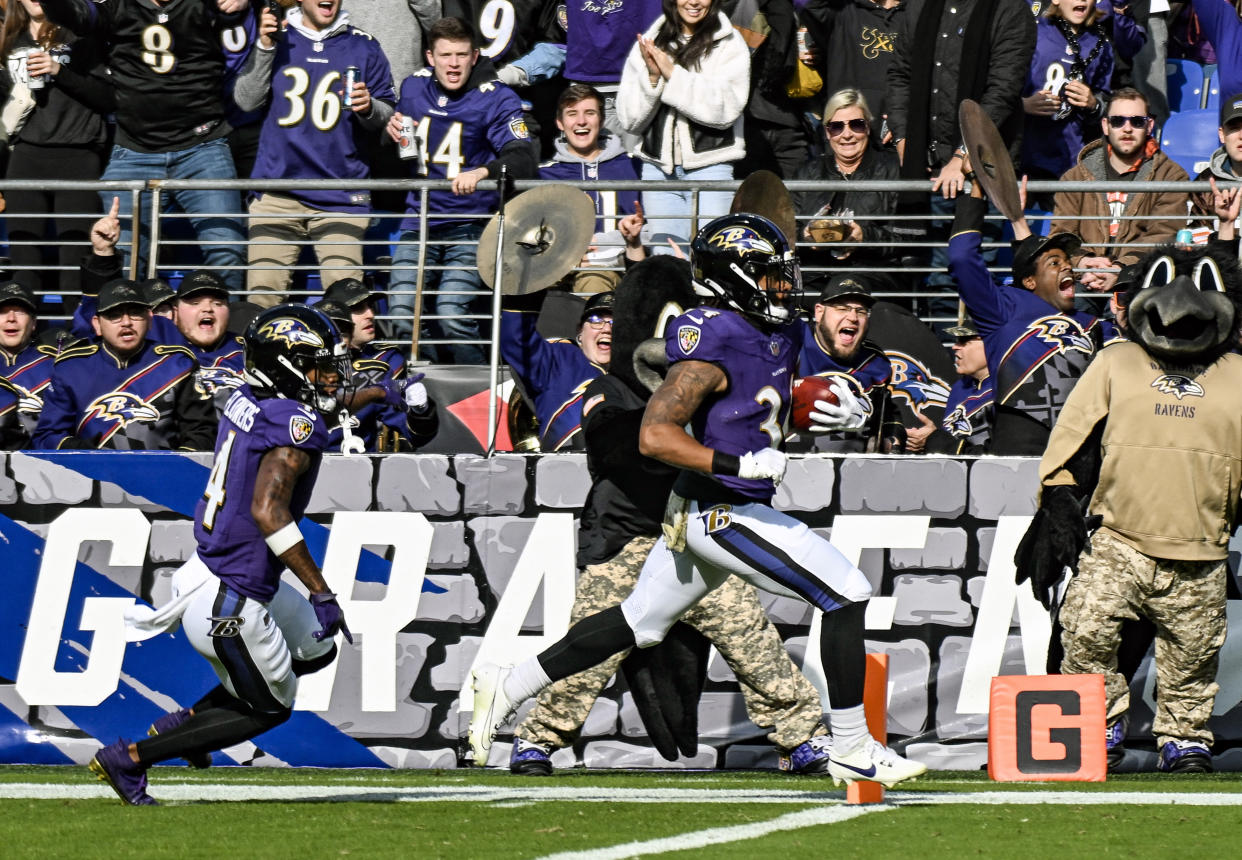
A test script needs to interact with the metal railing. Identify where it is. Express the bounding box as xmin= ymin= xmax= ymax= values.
xmin=1 ymin=176 xmax=1233 ymax=350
